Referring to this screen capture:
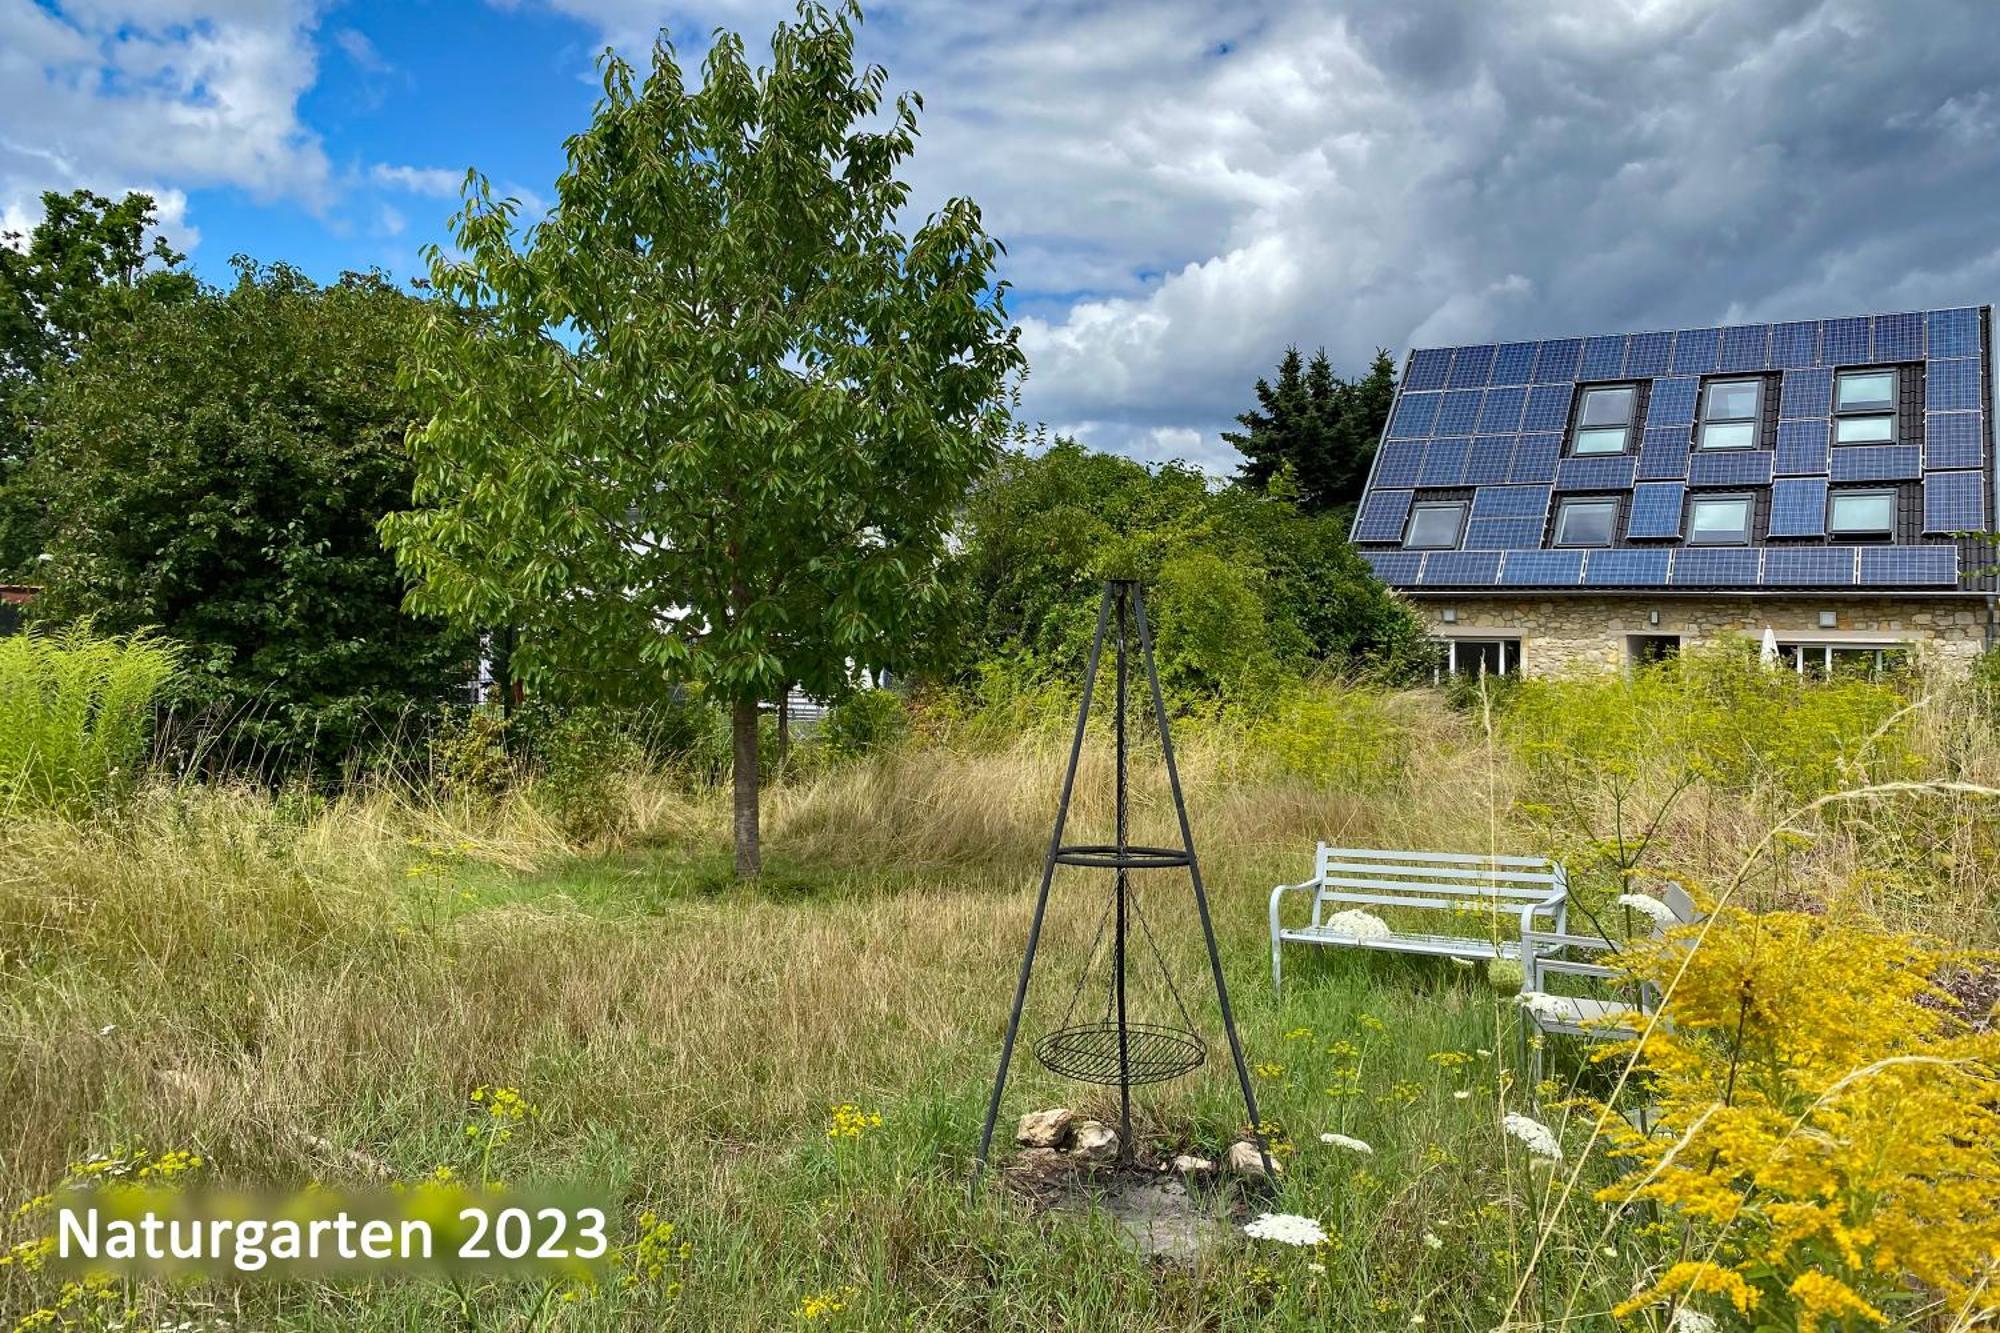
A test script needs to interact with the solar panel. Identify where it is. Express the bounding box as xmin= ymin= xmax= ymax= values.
xmin=1462 ymin=436 xmax=1517 ymax=484
xmin=1769 ymin=320 xmax=1819 ymax=368
xmin=1387 ymin=391 xmax=1440 ymax=438
xmin=1477 ymin=386 xmax=1526 ymax=433
xmin=1462 ymin=517 xmax=1547 ymax=548
xmin=1419 ymin=550 xmax=1503 ymax=586
xmin=1470 ymin=484 xmax=1553 ymax=519
xmin=1928 ymin=358 xmax=1981 ymax=412
xmin=1418 ymin=438 xmax=1470 ymax=487
xmin=1924 ymin=412 xmax=1985 ymax=470
xmin=1767 ymin=478 xmax=1829 ymax=537
xmin=1490 ymin=341 xmax=1537 ymax=386
xmin=1645 ymin=377 xmax=1700 ymax=426
xmin=1583 ymin=548 xmax=1671 ymax=587
xmin=1775 ymin=420 xmax=1830 ymax=475
xmin=1718 ymin=324 xmax=1769 ymax=371
xmin=1555 ymin=455 xmax=1636 ymax=491
xmin=1927 ymin=307 xmax=1979 ymax=359
xmin=1353 ymin=489 xmax=1415 ymax=541
xmin=1923 ymin=470 xmax=1986 ymax=532
xmin=1779 ymin=367 xmax=1832 ymax=418
xmin=1636 ymin=427 xmax=1692 ymax=480
xmin=1436 ymin=390 xmax=1483 ymax=434
xmin=1522 ymin=384 xmax=1575 ymax=430
xmin=1448 ymin=344 xmax=1496 ymax=389
xmin=1687 ymin=450 xmax=1773 ymax=487
xmin=1672 ymin=547 xmax=1760 ymax=586
xmin=1359 ymin=550 xmax=1422 ymax=584
xmin=1532 ymin=338 xmax=1582 ymax=383
xmin=1625 ymin=331 xmax=1672 ymax=377
xmin=1829 ymin=445 xmax=1920 ymax=481
xmin=1859 ymin=546 xmax=1958 ymax=587
xmin=1508 ymin=433 xmax=1563 ymax=483
xmin=1873 ymin=311 xmax=1923 ymax=361
xmin=1764 ymin=546 xmax=1857 ymax=586
xmin=1670 ymin=328 xmax=1719 ymax=374
xmin=1625 ymin=483 xmax=1686 ymax=538
xmin=1497 ymin=549 xmax=1585 ymax=586
xmin=1579 ymin=334 xmax=1628 ymax=380
xmin=1372 ymin=440 xmax=1424 ymax=487
xmin=1821 ymin=316 xmax=1870 ymax=365
xmin=1406 ymin=348 xmax=1451 ymax=392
